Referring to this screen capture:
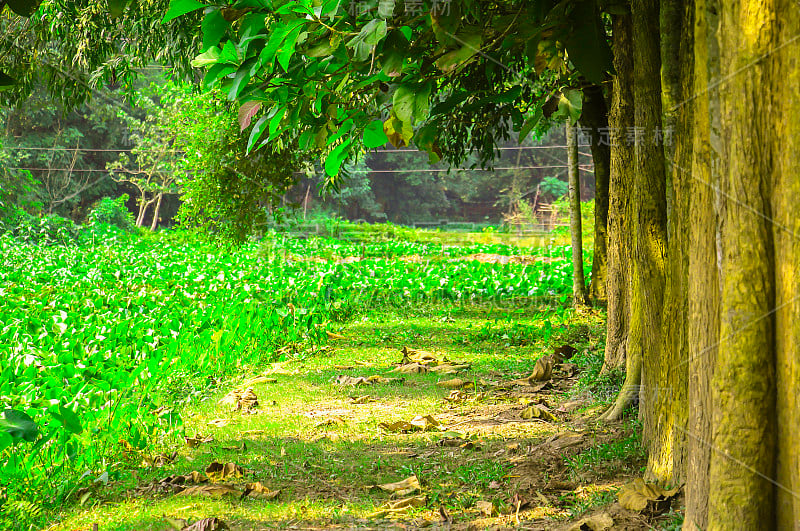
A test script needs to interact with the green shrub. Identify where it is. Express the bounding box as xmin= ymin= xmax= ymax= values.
xmin=3 ymin=212 xmax=80 ymax=245
xmin=87 ymin=194 xmax=135 ymax=232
